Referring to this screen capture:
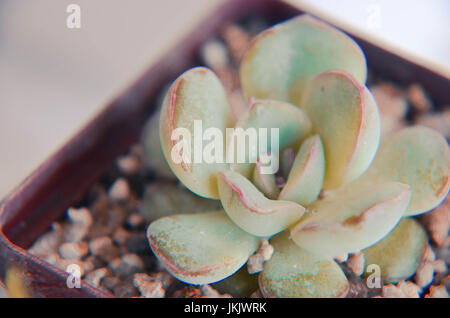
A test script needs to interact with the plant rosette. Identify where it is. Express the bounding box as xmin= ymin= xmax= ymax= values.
xmin=144 ymin=15 xmax=450 ymax=298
